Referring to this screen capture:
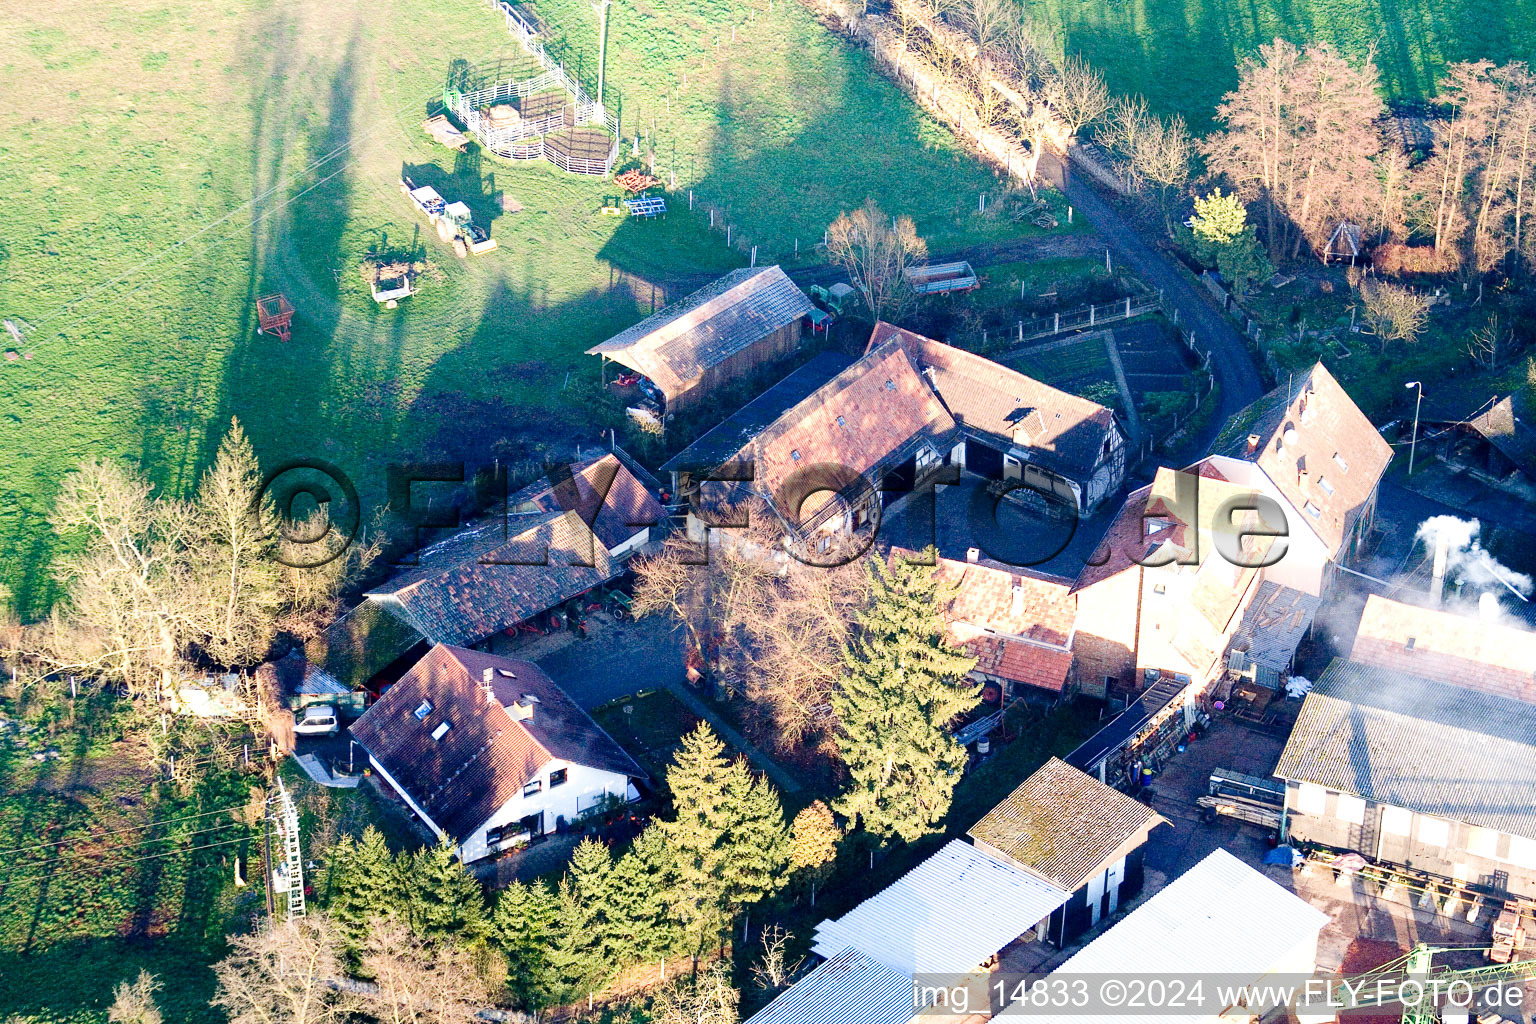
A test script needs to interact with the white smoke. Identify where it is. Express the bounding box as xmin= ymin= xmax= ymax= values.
xmin=1414 ymin=515 xmax=1534 ymax=599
